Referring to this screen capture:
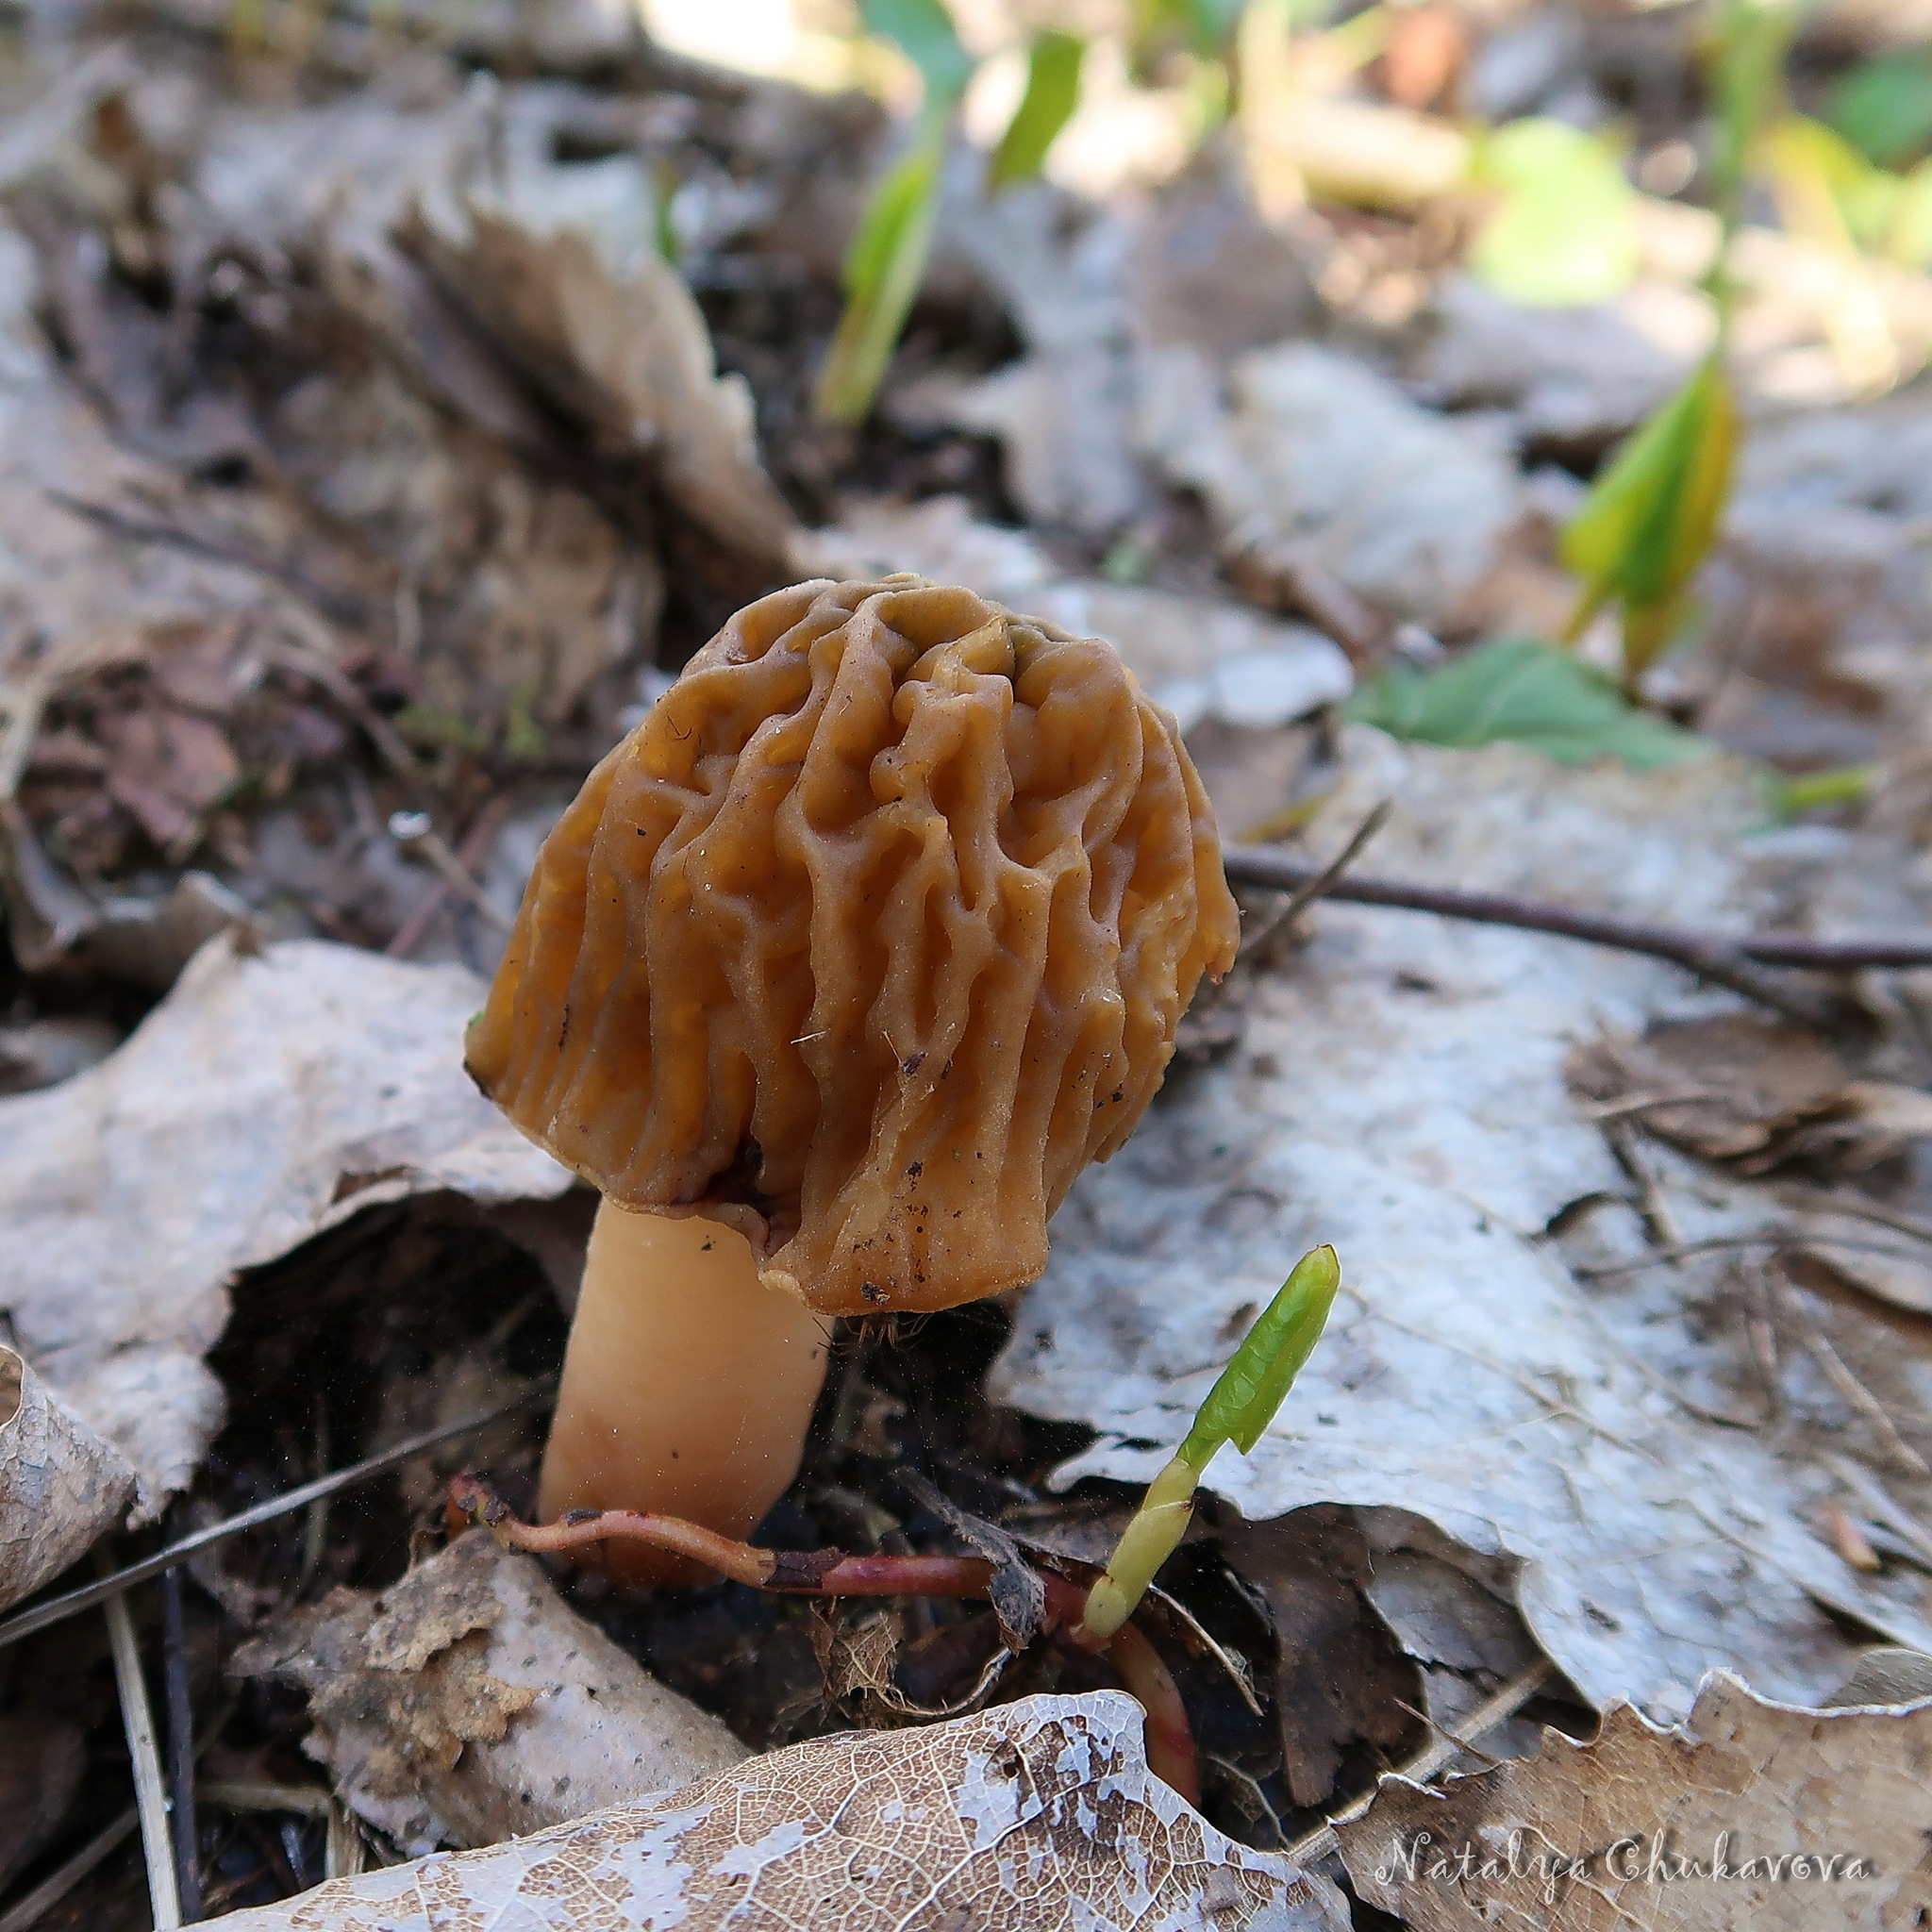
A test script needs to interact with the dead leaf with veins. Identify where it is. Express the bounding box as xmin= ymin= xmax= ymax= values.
xmin=1336 ymin=1670 xmax=1932 ymax=1931
xmin=208 ymin=1690 xmax=1349 ymax=1932
xmin=0 ymin=1342 xmax=138 ymax=1611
